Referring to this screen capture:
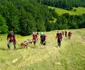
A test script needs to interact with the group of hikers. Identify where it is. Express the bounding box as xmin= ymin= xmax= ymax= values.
xmin=56 ymin=31 xmax=72 ymax=47
xmin=7 ymin=30 xmax=47 ymax=50
xmin=7 ymin=30 xmax=72 ymax=50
